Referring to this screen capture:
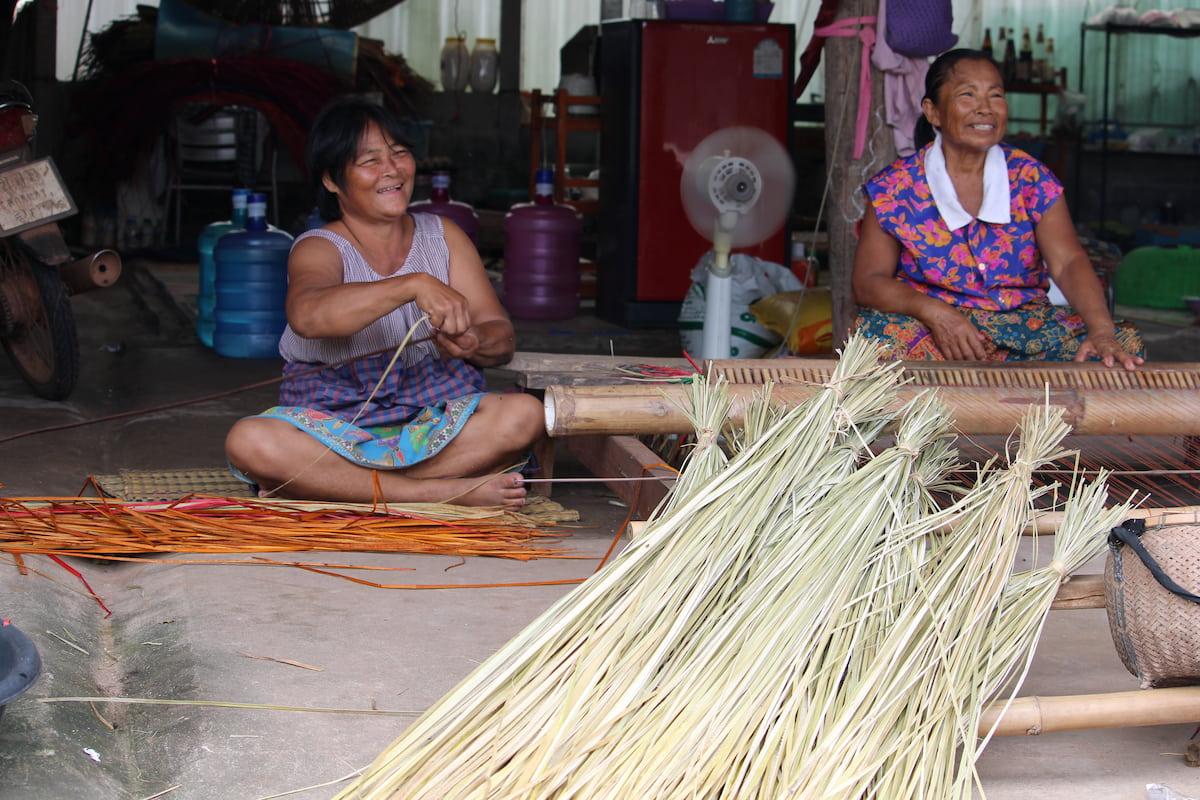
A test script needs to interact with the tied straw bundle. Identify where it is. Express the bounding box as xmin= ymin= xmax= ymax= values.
xmin=335 ymin=334 xmax=1130 ymax=799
